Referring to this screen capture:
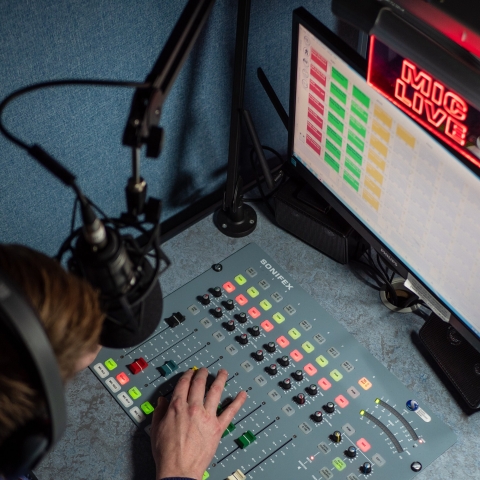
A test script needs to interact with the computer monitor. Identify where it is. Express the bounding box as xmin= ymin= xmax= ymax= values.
xmin=287 ymin=7 xmax=480 ymax=408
